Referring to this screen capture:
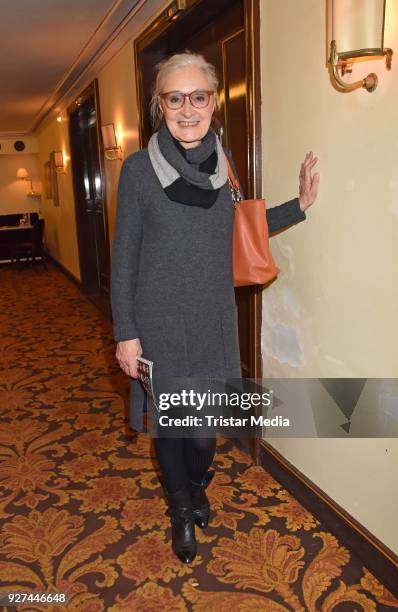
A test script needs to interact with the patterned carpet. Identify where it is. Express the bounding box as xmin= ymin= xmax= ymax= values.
xmin=1 ymin=263 xmax=398 ymax=611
